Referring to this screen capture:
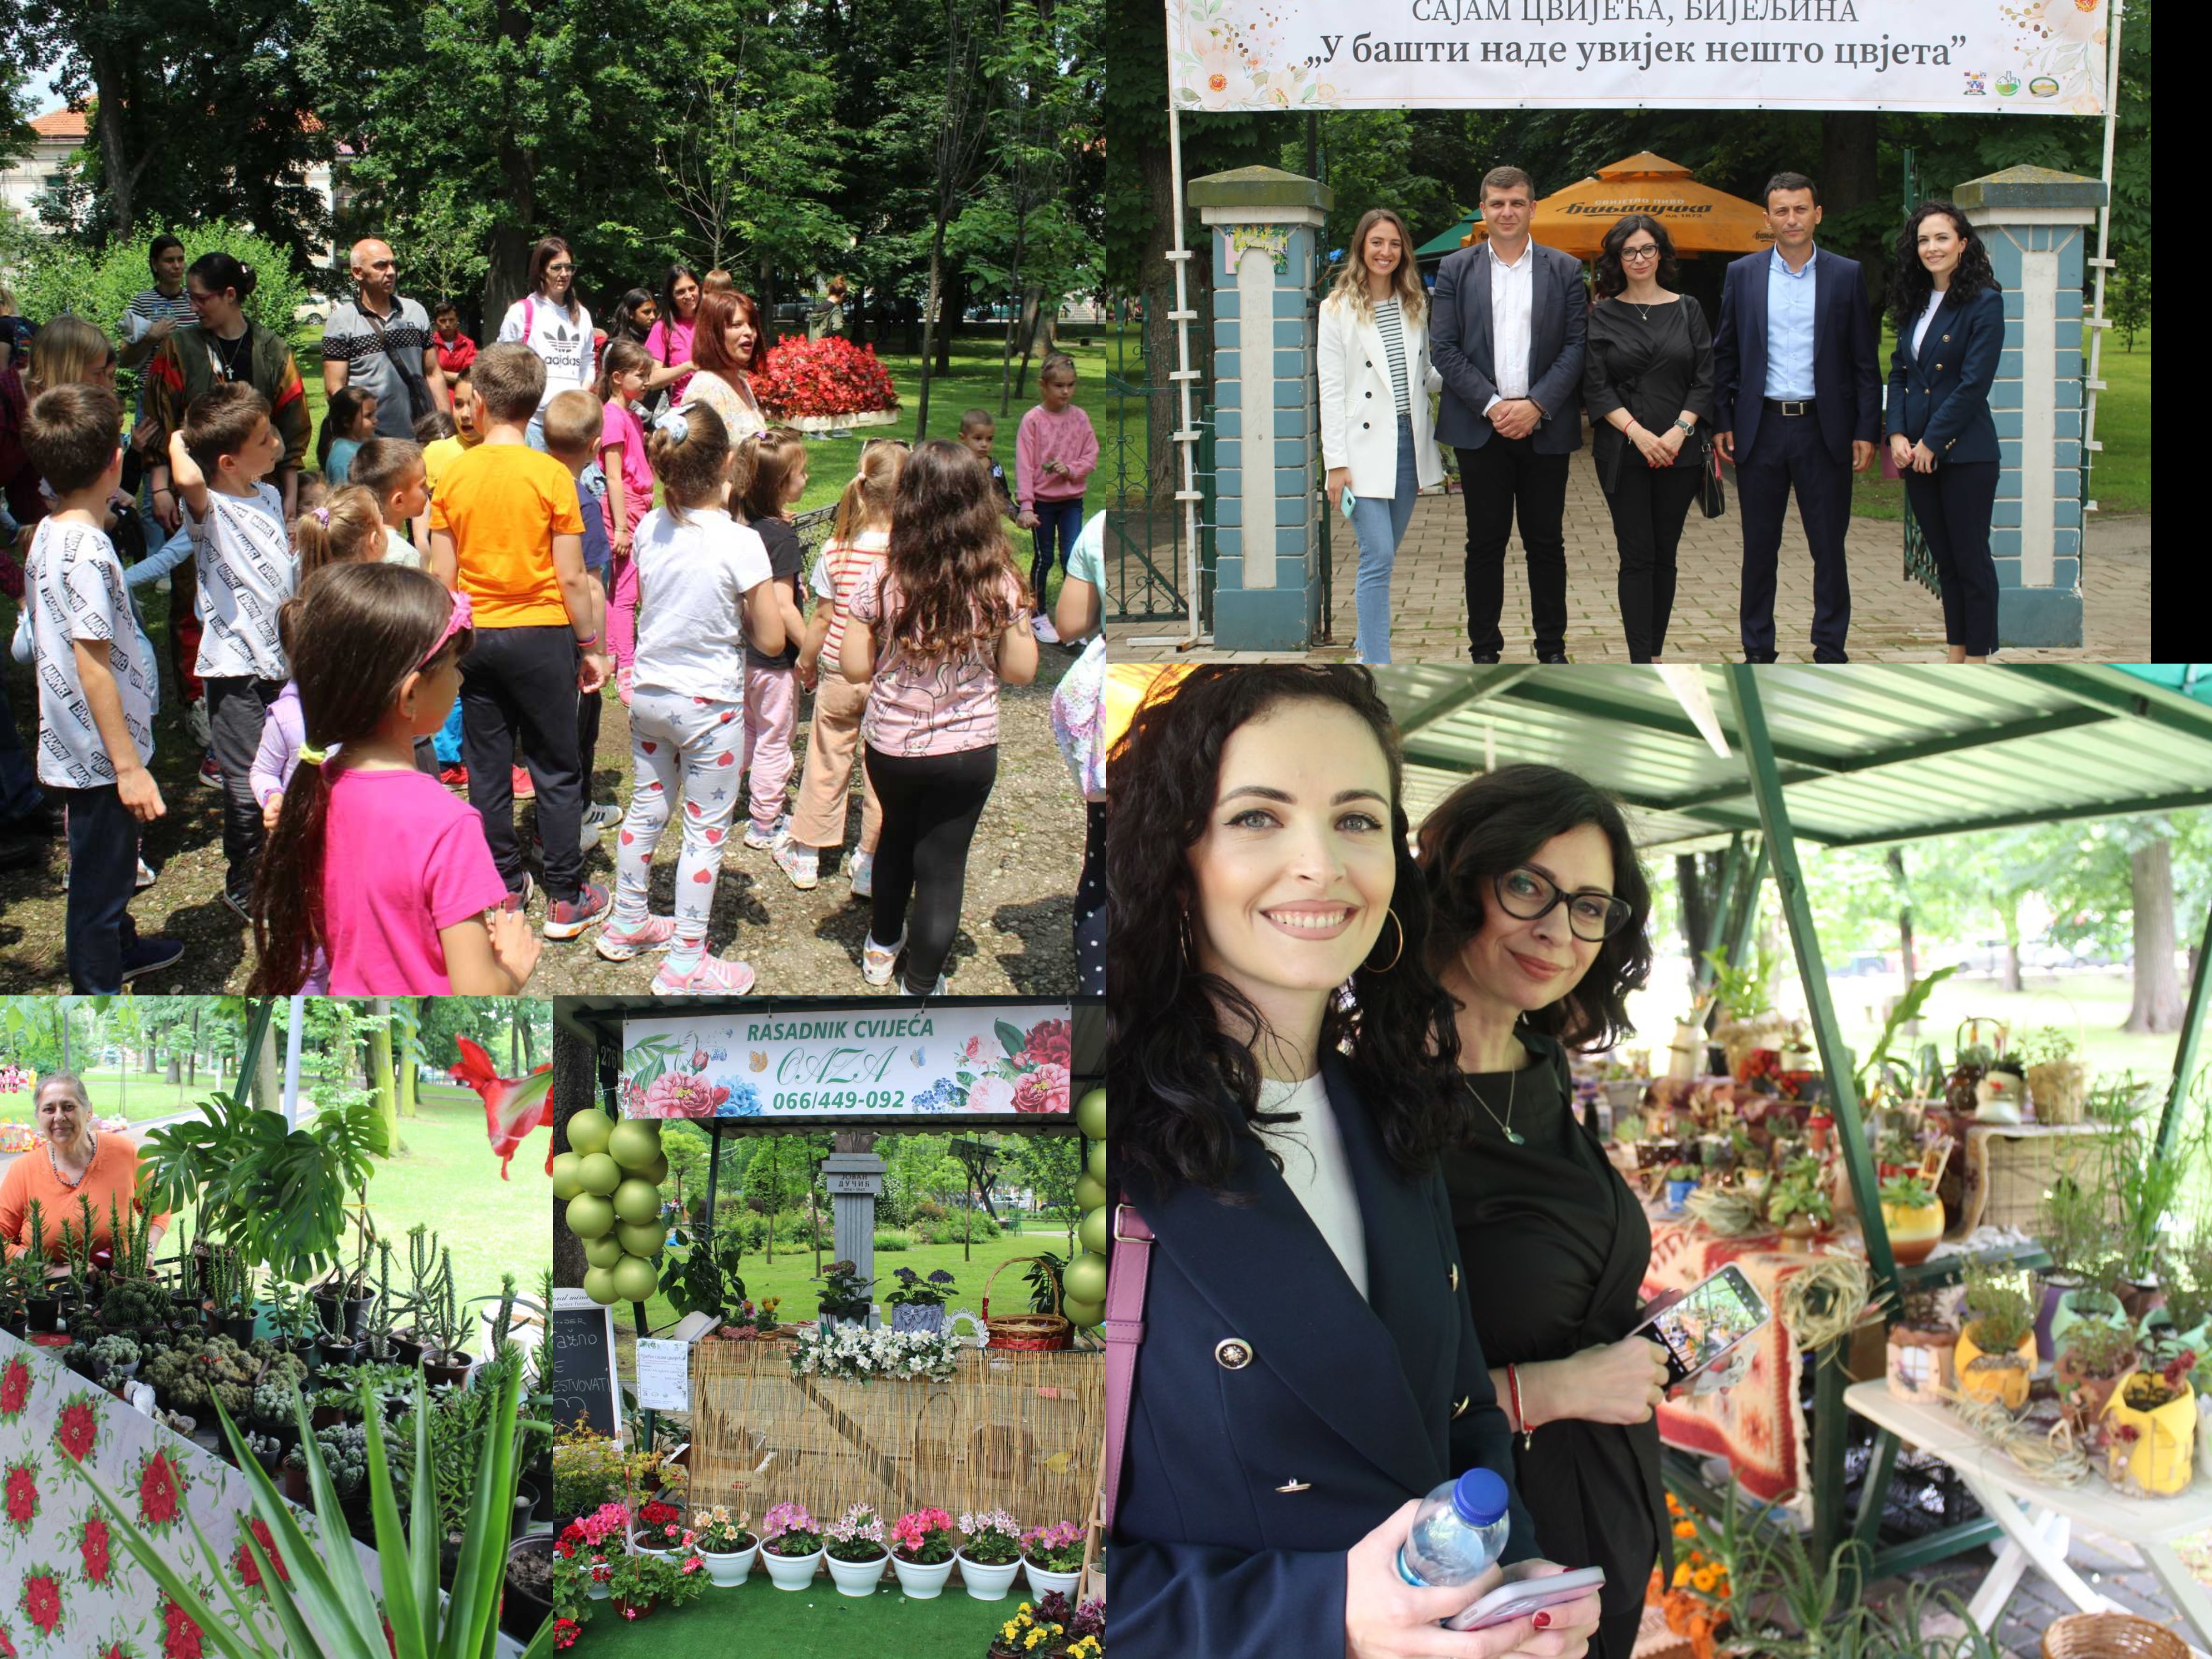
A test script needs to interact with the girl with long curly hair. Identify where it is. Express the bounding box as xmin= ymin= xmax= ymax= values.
xmin=1104 ymin=664 xmax=1604 ymax=1659
xmin=837 ymin=437 xmax=1038 ymax=994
